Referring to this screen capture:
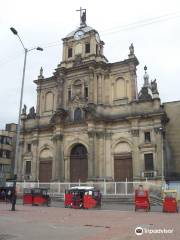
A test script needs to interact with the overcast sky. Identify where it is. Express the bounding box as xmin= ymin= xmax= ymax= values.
xmin=0 ymin=0 xmax=180 ymax=129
